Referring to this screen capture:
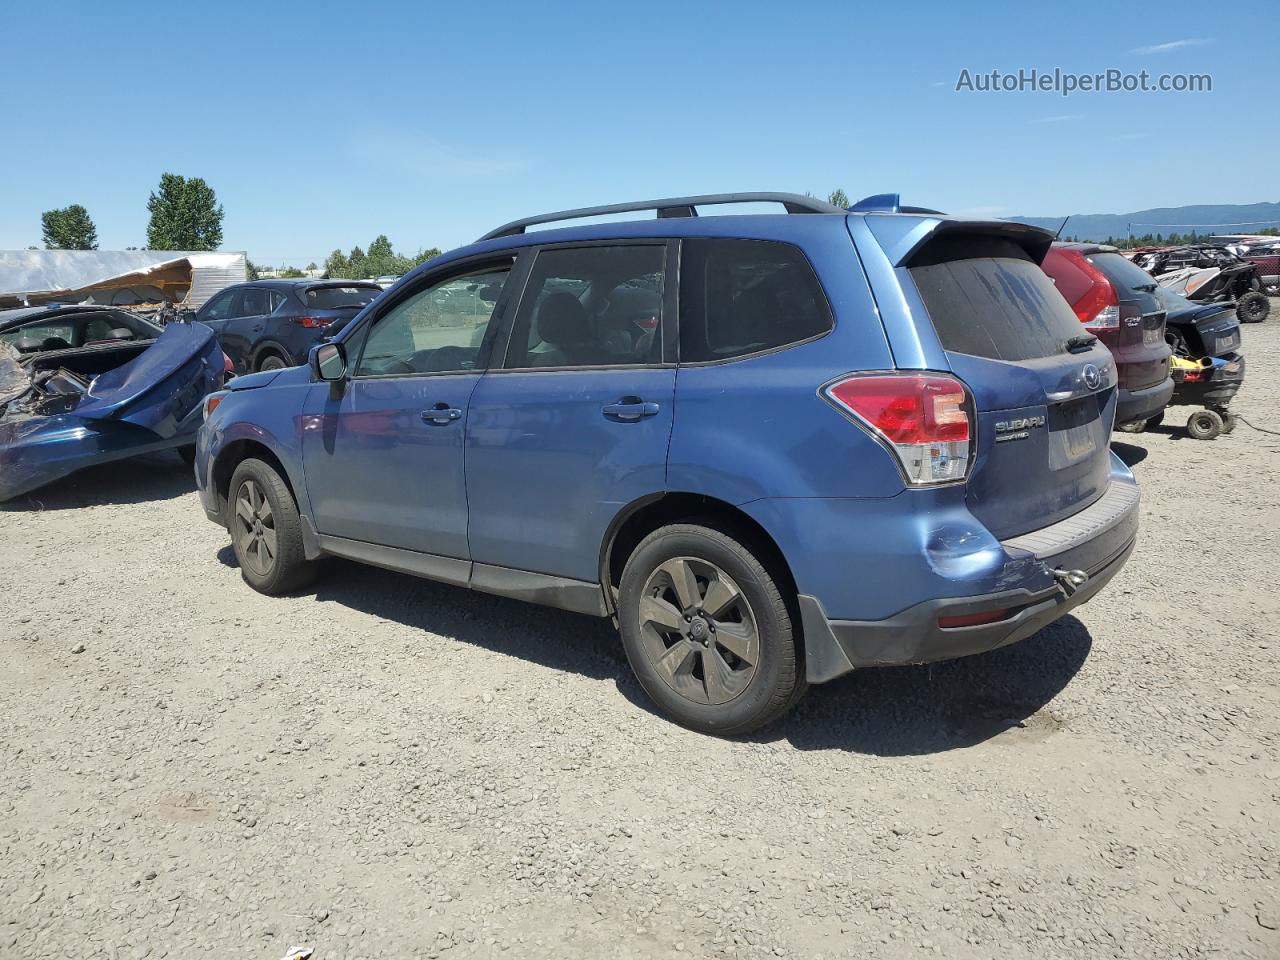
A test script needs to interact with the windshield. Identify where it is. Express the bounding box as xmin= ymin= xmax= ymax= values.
xmin=305 ymin=286 xmax=381 ymax=310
